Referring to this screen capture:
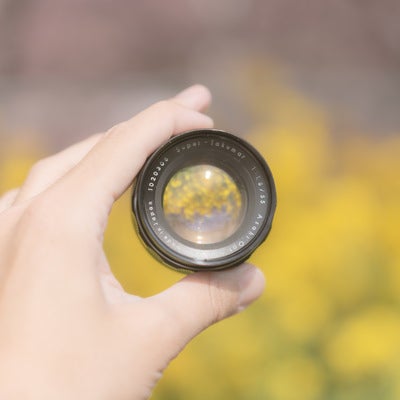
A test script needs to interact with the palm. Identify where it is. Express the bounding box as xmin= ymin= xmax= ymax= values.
xmin=0 ymin=86 xmax=264 ymax=400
